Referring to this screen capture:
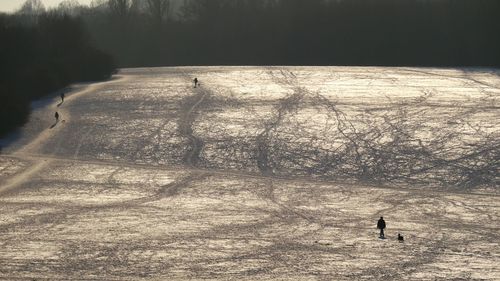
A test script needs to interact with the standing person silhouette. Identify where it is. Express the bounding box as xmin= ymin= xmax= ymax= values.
xmin=58 ymin=92 xmax=65 ymax=107
xmin=194 ymin=78 xmax=198 ymax=88
xmin=377 ymin=216 xmax=386 ymax=238
xmin=55 ymin=112 xmax=59 ymax=122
